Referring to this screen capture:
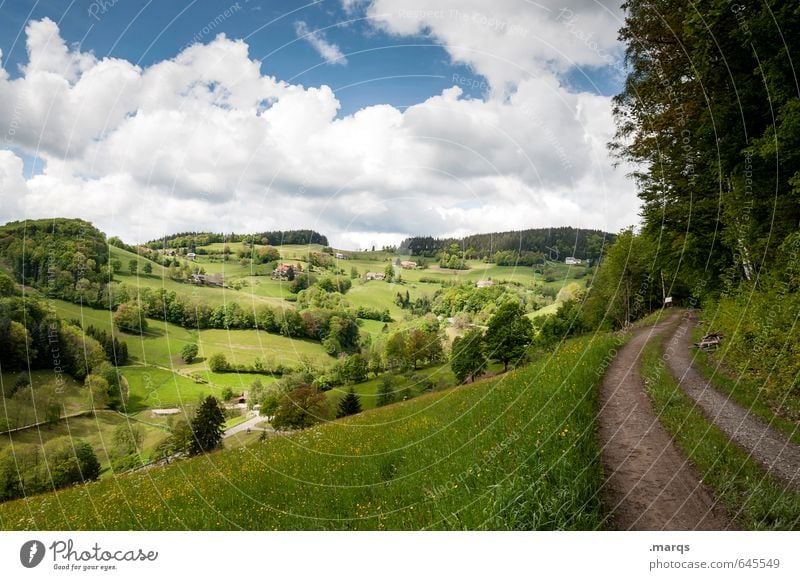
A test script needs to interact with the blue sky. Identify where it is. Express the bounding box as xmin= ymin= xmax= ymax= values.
xmin=0 ymin=0 xmax=635 ymax=248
